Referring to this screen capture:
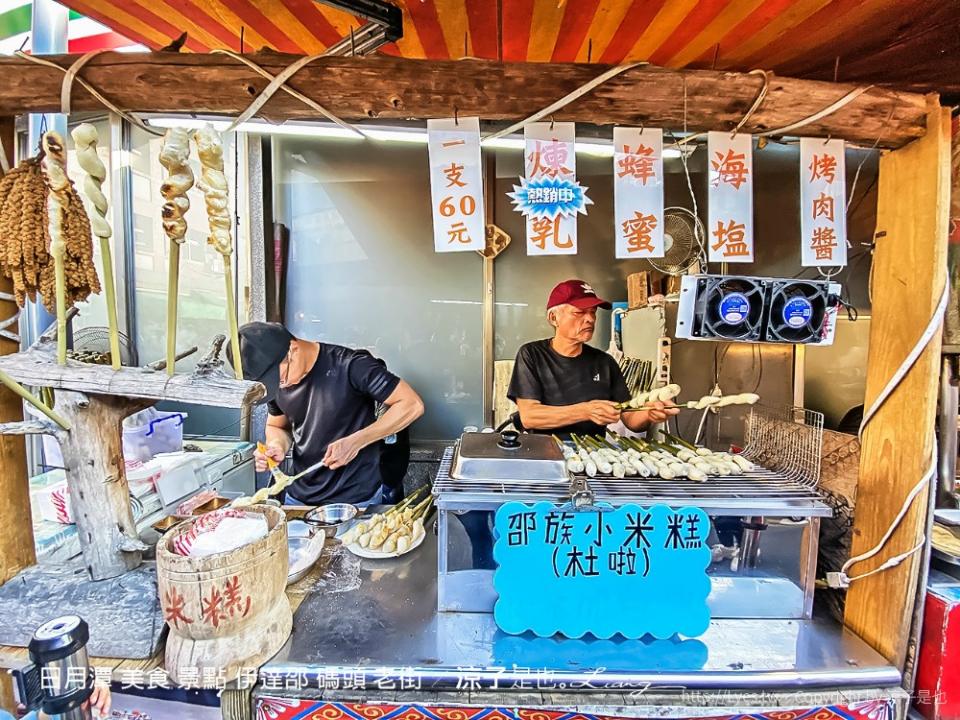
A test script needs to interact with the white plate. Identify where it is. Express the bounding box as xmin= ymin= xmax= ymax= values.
xmin=345 ymin=526 xmax=426 ymax=559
